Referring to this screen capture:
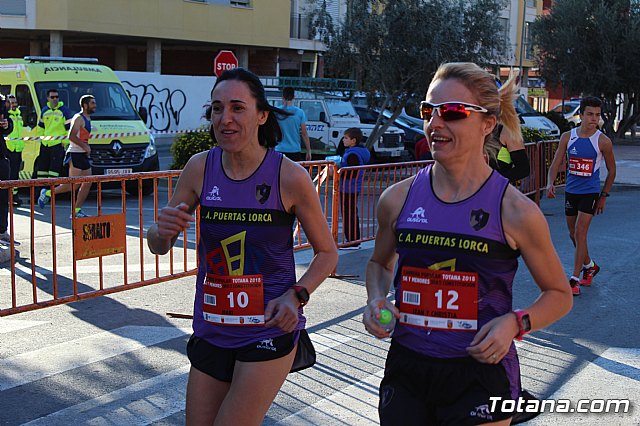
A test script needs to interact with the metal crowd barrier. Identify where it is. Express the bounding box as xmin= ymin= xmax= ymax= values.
xmin=0 ymin=140 xmax=564 ymax=316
